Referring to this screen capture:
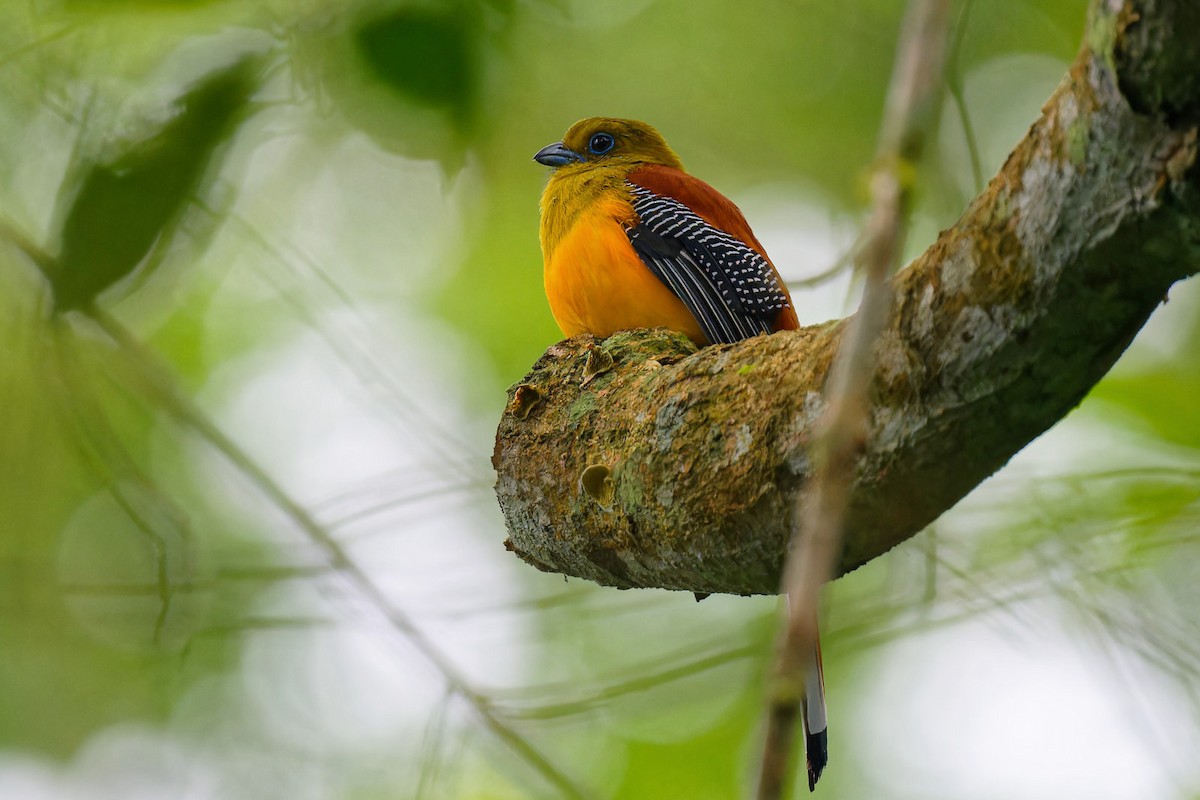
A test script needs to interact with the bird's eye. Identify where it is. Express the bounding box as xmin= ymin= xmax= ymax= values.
xmin=588 ymin=132 xmax=615 ymax=155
